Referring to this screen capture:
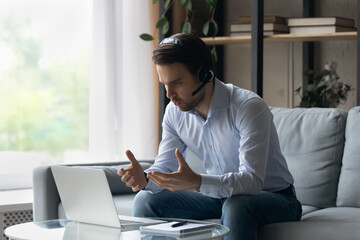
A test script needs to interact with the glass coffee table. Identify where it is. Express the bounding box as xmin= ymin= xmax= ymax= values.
xmin=5 ymin=218 xmax=230 ymax=240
